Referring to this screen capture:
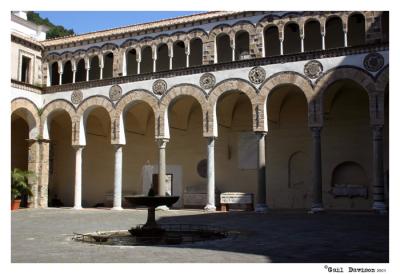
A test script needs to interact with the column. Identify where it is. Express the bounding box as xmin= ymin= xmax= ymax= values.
xmin=301 ymin=36 xmax=305 ymax=52
xmin=73 ymin=146 xmax=84 ymax=209
xmin=153 ymin=57 xmax=157 ymax=73
xmin=99 ymin=66 xmax=103 ymax=80
xmin=72 ymin=69 xmax=76 ymax=83
xmin=157 ymin=138 xmax=169 ymax=196
xmin=344 ymin=31 xmax=348 ymax=47
xmin=58 ymin=72 xmax=63 ymax=85
xmin=372 ymin=125 xmax=387 ymax=213
xmin=185 ymin=42 xmax=190 ymax=68
xmin=204 ymin=137 xmax=216 ymax=211
xmin=310 ymin=127 xmax=324 ymax=213
xmin=137 ymin=60 xmax=141 ymax=75
xmin=86 ymin=68 xmax=90 ymax=81
xmin=232 ymin=46 xmax=236 ymax=61
xmin=169 ymin=56 xmax=173 ymax=70
xmin=321 ymin=33 xmax=326 ymax=50
xmin=255 ymin=132 xmax=267 ymax=212
xmin=280 ymin=39 xmax=284 ymax=55
xmin=214 ymin=40 xmax=218 ymax=63
xmin=112 ymin=145 xmax=123 ymax=210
